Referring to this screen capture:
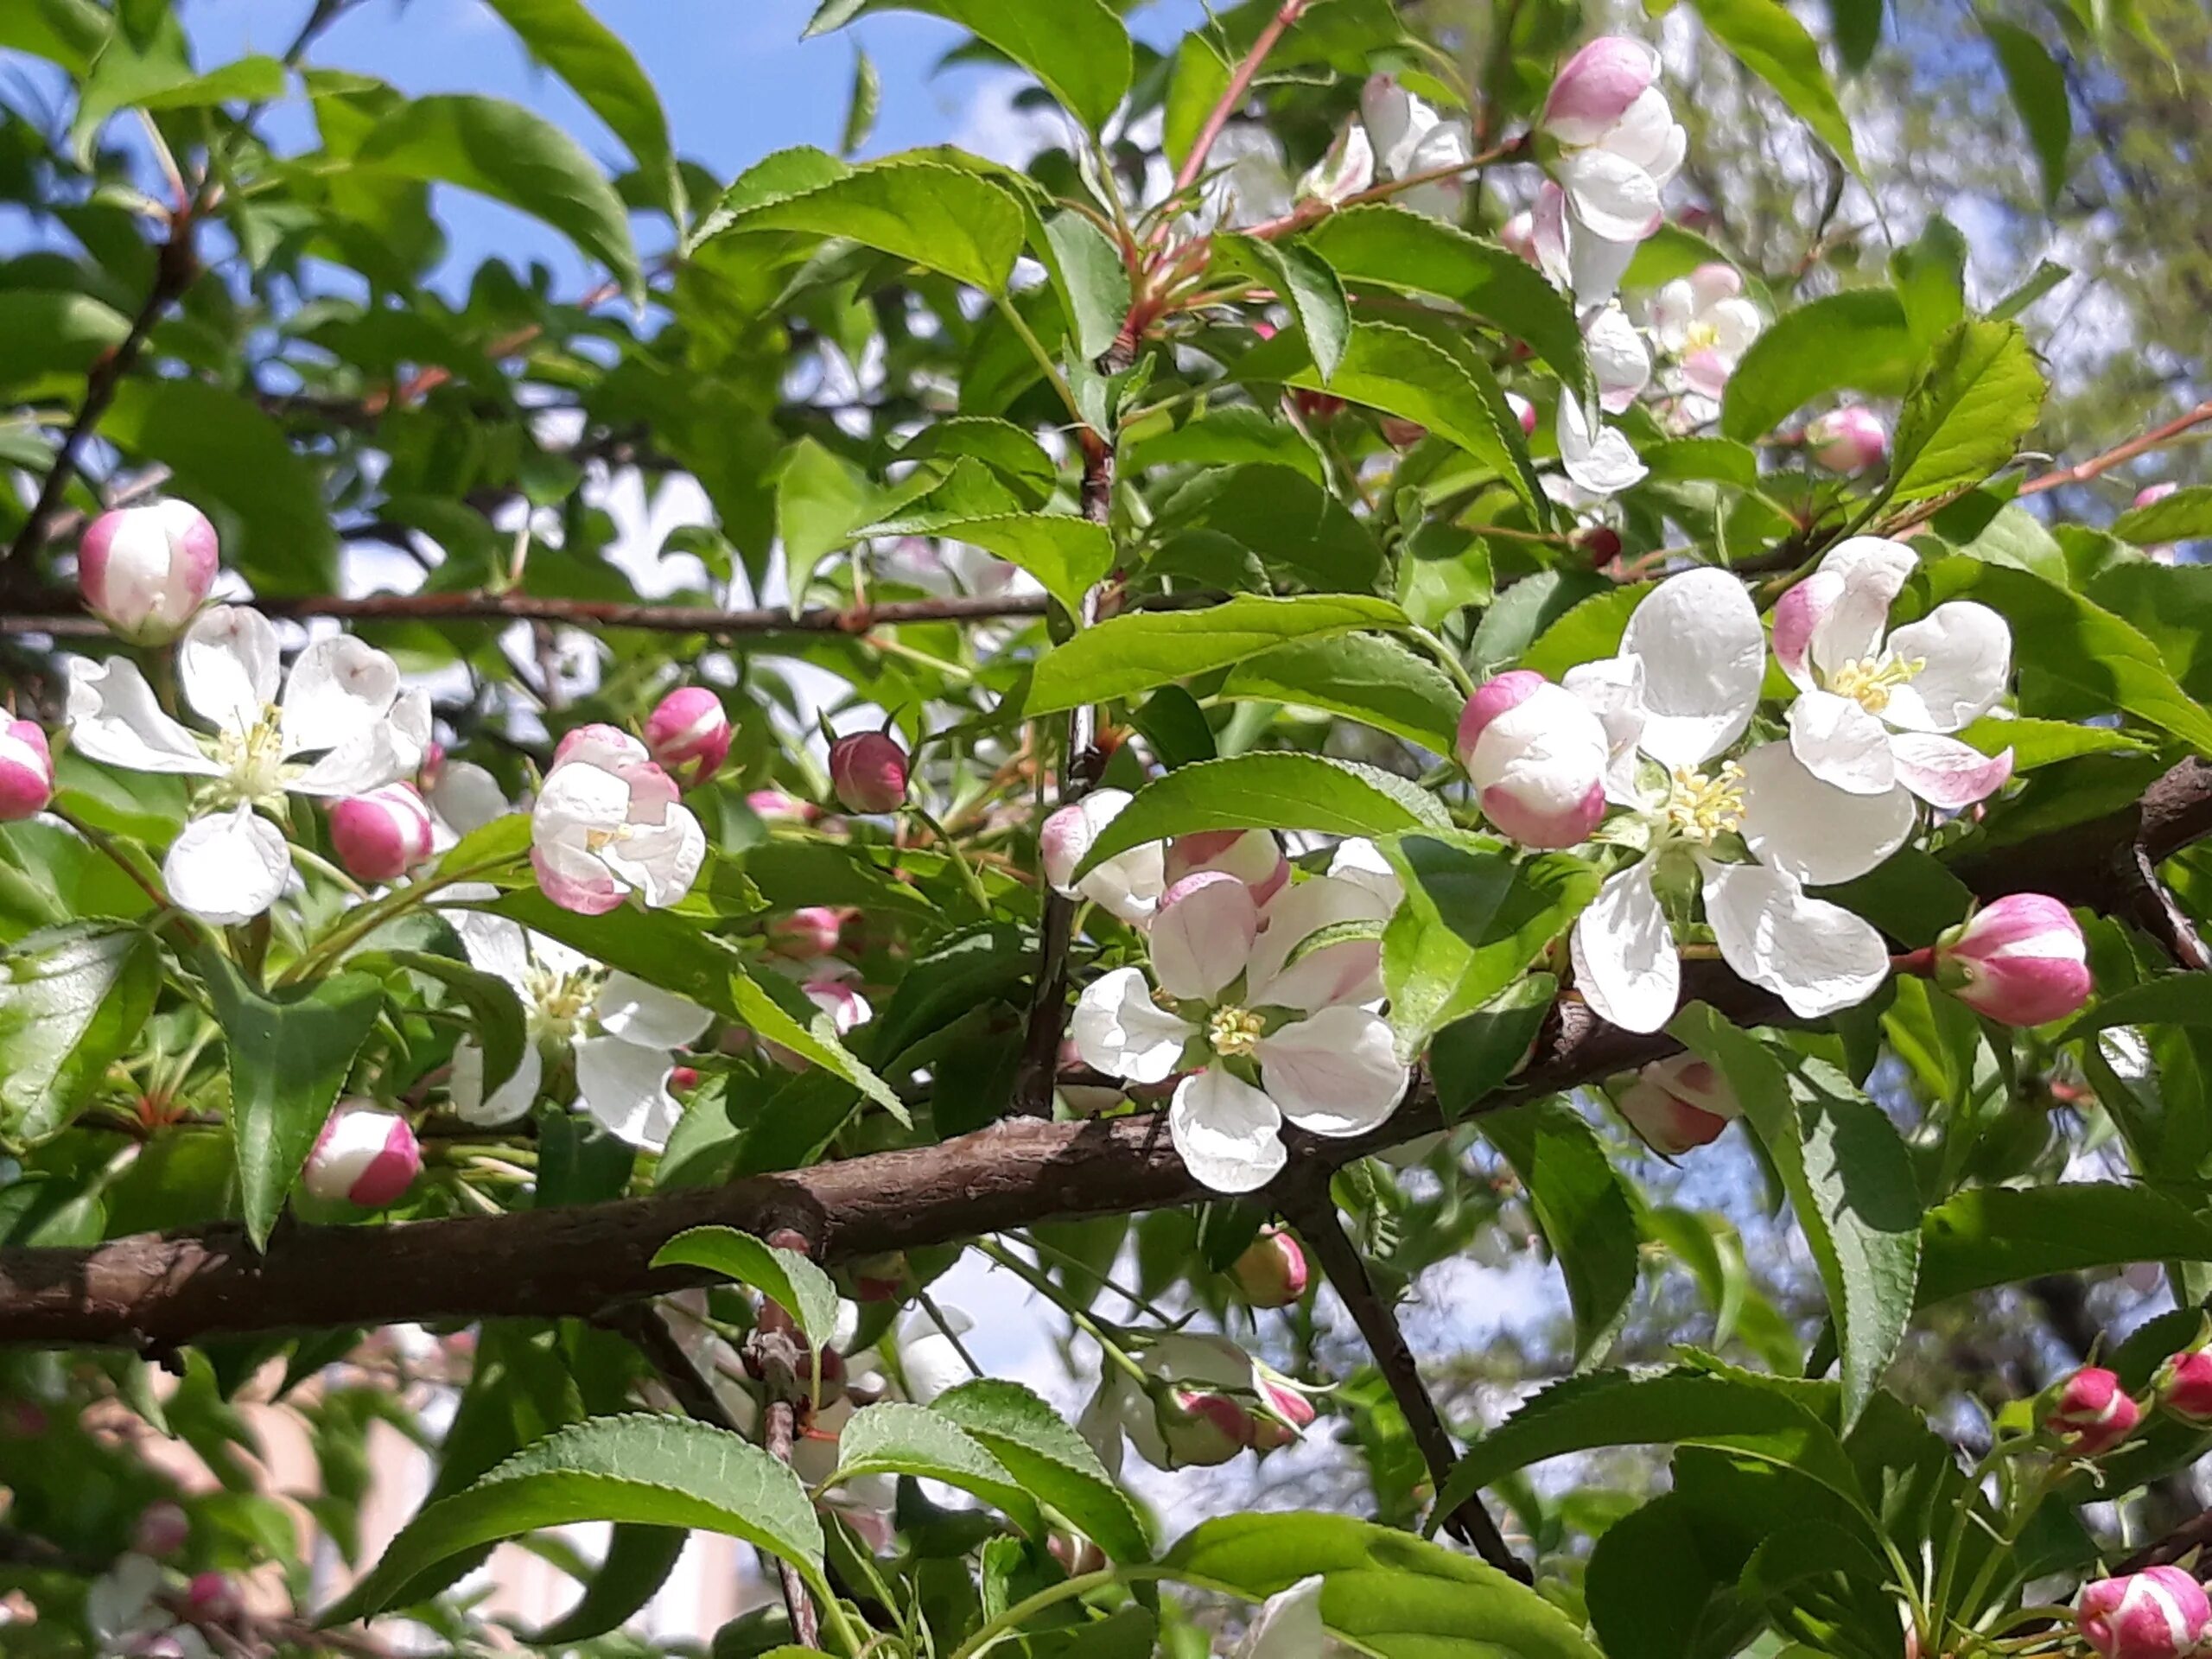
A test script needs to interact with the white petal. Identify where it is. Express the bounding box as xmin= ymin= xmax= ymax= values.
xmin=289 ymin=722 xmax=411 ymax=798
xmin=1150 ymin=875 xmax=1261 ymax=1001
xmin=1557 ymin=396 xmax=1648 ymax=496
xmin=601 ymin=806 xmax=708 ymax=908
xmin=1327 ymin=837 xmax=1403 ymax=907
xmin=1071 ymin=966 xmax=1195 ymax=1084
xmin=1245 ymin=874 xmax=1393 ymax=1012
xmin=1560 ymin=148 xmax=1662 ymax=243
xmin=1600 ymin=87 xmax=1683 ymax=176
xmin=1737 ymin=741 xmax=1916 ymax=887
xmin=1168 ymin=1066 xmax=1287 ymax=1195
xmin=1708 ymin=297 xmax=1763 ymax=356
xmin=596 ymin=971 xmax=713 ymax=1049
xmin=1889 ymin=732 xmax=2014 ymax=809
xmin=281 ymin=636 xmax=401 ymax=755
xmin=1584 ymin=303 xmax=1651 ymax=412
xmin=1564 ymin=654 xmax=1651 ymax=804
xmin=1565 ymin=221 xmax=1641 ymax=309
xmin=178 ymin=606 xmax=279 ymax=733
xmin=450 ymin=1036 xmax=543 ymax=1125
xmin=1701 ymin=861 xmax=1891 ymax=1019
xmin=898 ymin=1321 xmax=976 ymax=1406
xmin=576 ymin=1034 xmax=683 ymax=1150
xmin=442 ymin=891 xmax=536 ymax=992
xmin=429 ymin=760 xmax=510 ymax=840
xmin=1807 ymin=537 xmax=1916 ymax=677
xmin=65 ymin=656 xmax=219 ymax=777
xmin=1881 ymin=601 xmax=2012 ymax=733
xmin=162 ymin=805 xmax=289 ymax=924
xmin=1649 ymin=278 xmax=1695 ymax=349
xmin=1570 ymin=861 xmax=1678 ymax=1033
xmin=1619 ymin=568 xmax=1765 ymax=766
xmin=1786 ymin=689 xmax=1897 ymax=796
xmin=1236 ymin=1577 xmax=1328 ymax=1659
xmin=1256 ymin=1005 xmax=1408 ymax=1135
